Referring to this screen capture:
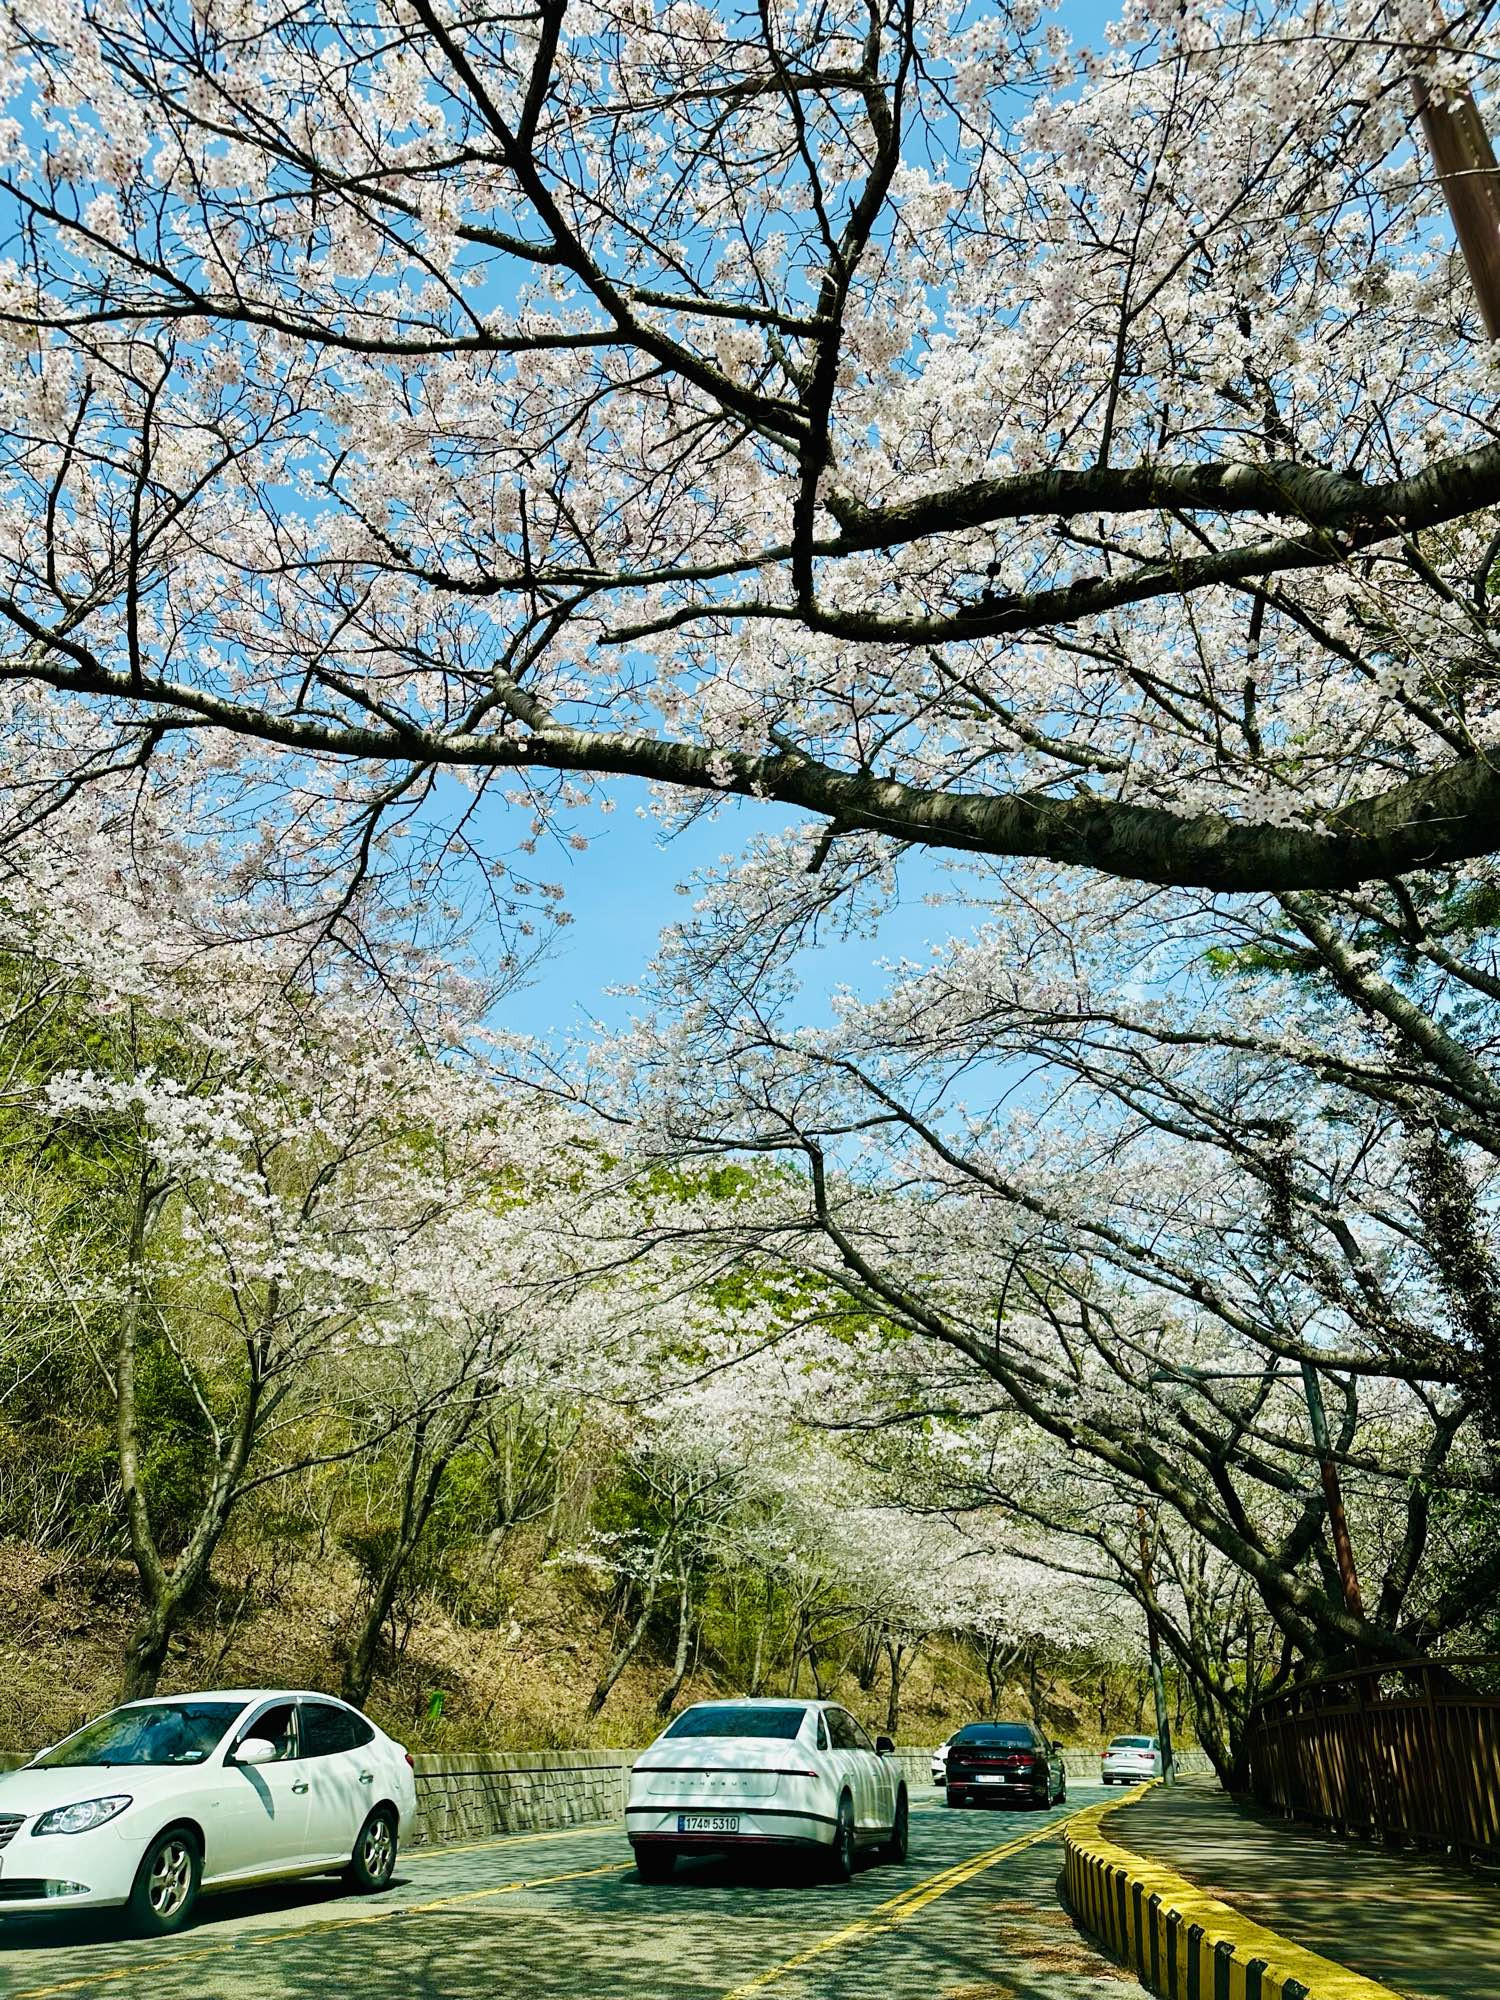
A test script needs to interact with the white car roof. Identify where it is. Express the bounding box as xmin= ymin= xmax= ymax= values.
xmin=679 ymin=1697 xmax=828 ymax=1708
